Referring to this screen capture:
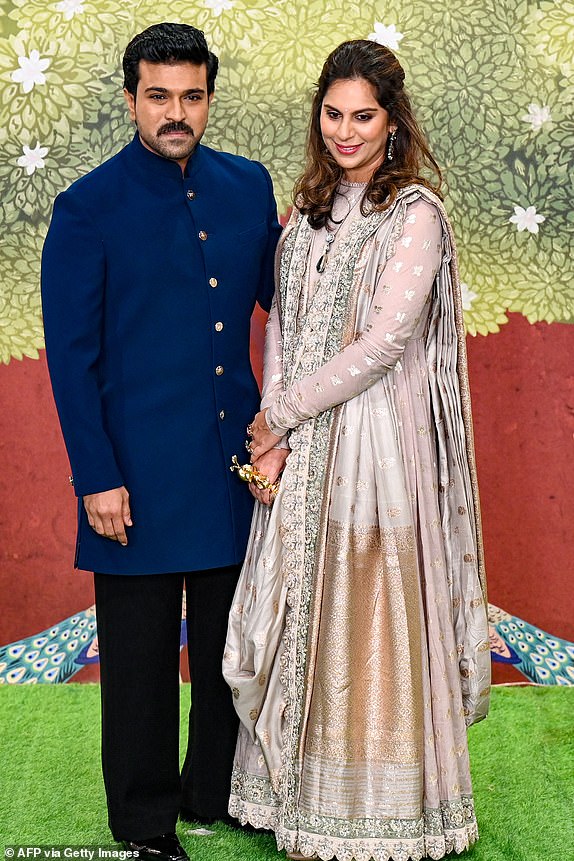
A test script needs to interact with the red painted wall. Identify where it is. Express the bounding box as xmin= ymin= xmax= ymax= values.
xmin=1 ymin=311 xmax=573 ymax=683
xmin=466 ymin=313 xmax=574 ymax=682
